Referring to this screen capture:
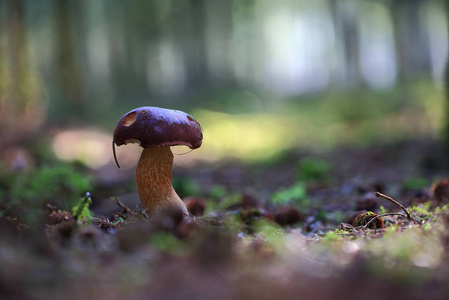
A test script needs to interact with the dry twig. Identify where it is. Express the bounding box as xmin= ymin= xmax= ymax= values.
xmin=375 ymin=192 xmax=411 ymax=219
xmin=374 ymin=192 xmax=422 ymax=224
xmin=361 ymin=212 xmax=407 ymax=230
xmin=112 ymin=197 xmax=138 ymax=217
